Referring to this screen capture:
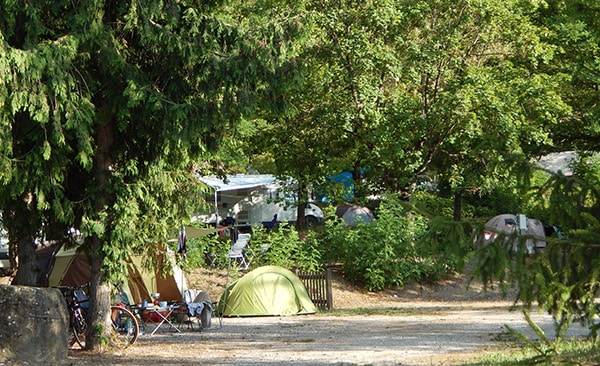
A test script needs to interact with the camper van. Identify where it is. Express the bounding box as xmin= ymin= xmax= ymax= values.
xmin=196 ymin=174 xmax=324 ymax=228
